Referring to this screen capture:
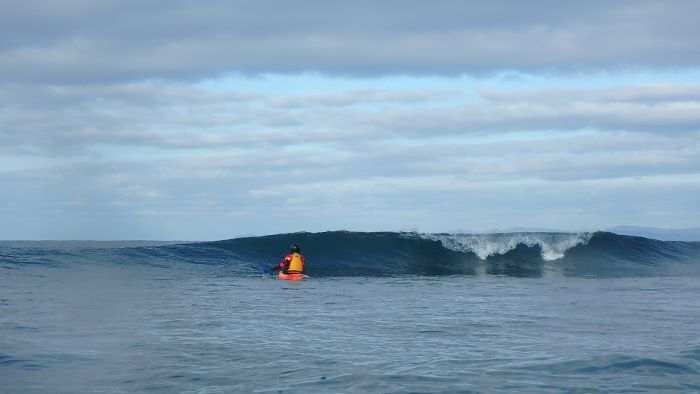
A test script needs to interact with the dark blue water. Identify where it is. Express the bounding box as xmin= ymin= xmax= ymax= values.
xmin=2 ymin=233 xmax=700 ymax=393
